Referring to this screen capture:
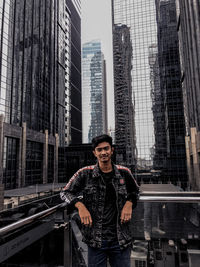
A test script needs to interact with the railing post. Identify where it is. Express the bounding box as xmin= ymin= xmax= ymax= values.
xmin=63 ymin=210 xmax=72 ymax=267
